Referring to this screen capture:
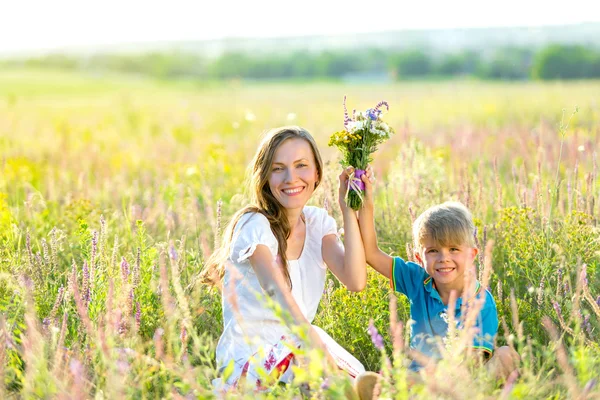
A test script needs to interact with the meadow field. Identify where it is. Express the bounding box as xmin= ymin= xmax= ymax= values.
xmin=0 ymin=68 xmax=599 ymax=398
